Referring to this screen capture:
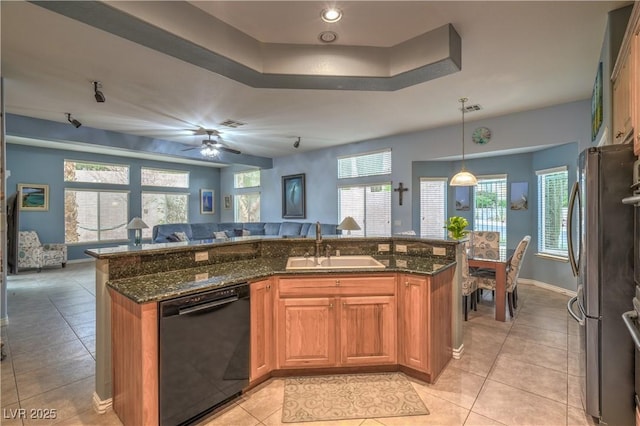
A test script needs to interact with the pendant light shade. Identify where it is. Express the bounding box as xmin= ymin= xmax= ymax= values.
xmin=450 ymin=97 xmax=478 ymax=186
